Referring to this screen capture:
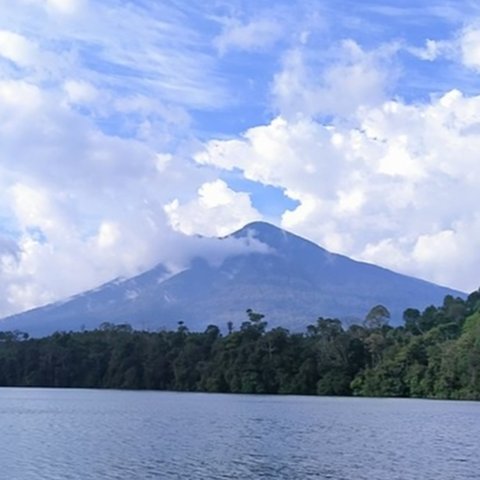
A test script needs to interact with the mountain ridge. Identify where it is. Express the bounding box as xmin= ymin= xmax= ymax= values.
xmin=0 ymin=221 xmax=466 ymax=336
